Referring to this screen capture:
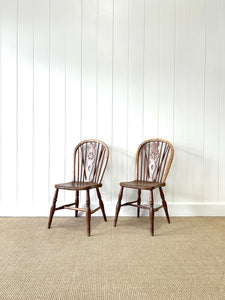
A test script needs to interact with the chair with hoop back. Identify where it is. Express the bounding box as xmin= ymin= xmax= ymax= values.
xmin=48 ymin=139 xmax=109 ymax=236
xmin=114 ymin=139 xmax=174 ymax=236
